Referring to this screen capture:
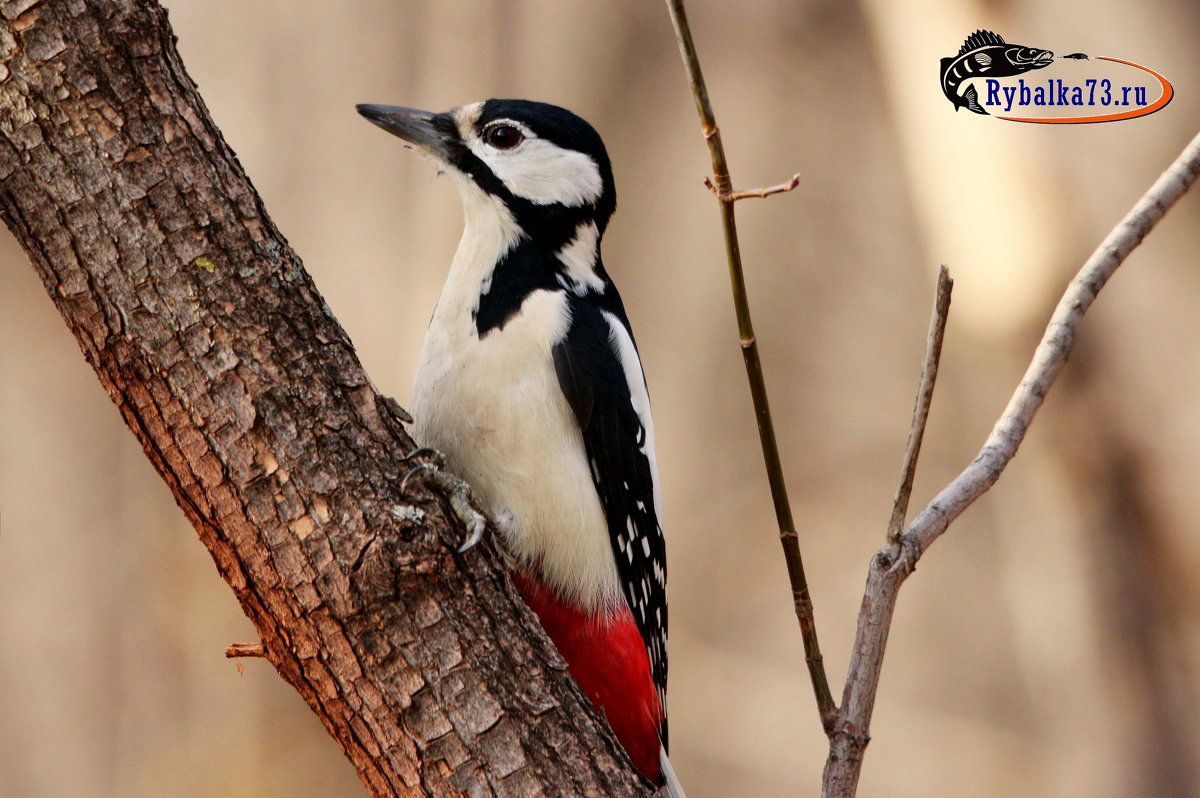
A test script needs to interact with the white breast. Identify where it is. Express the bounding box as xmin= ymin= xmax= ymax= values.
xmin=410 ymin=181 xmax=621 ymax=611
